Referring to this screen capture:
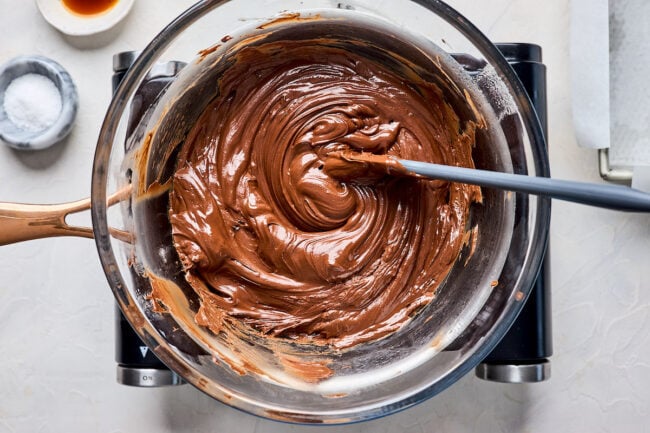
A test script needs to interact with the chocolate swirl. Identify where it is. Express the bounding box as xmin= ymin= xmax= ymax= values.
xmin=169 ymin=40 xmax=481 ymax=349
